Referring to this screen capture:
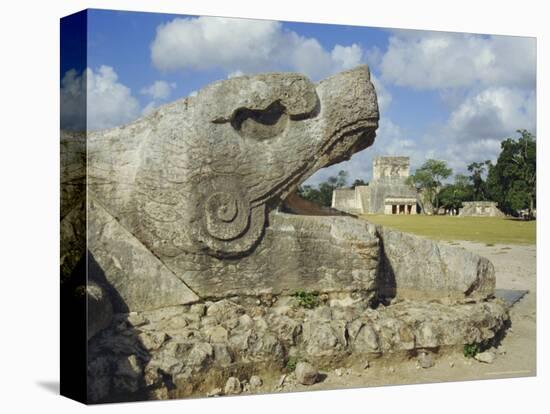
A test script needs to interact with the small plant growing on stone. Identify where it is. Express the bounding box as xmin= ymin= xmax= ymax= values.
xmin=463 ymin=343 xmax=480 ymax=358
xmin=292 ymin=290 xmax=320 ymax=309
xmin=286 ymin=356 xmax=299 ymax=372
